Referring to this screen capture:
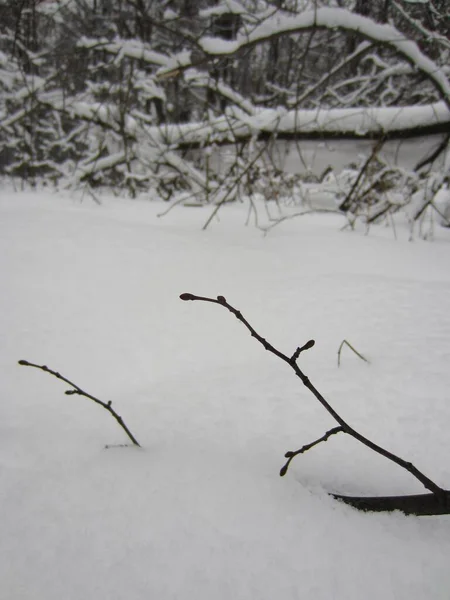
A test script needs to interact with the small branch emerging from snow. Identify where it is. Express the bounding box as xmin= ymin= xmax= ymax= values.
xmin=280 ymin=427 xmax=343 ymax=477
xmin=180 ymin=293 xmax=448 ymax=509
xmin=337 ymin=340 xmax=370 ymax=367
xmin=18 ymin=360 xmax=140 ymax=447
